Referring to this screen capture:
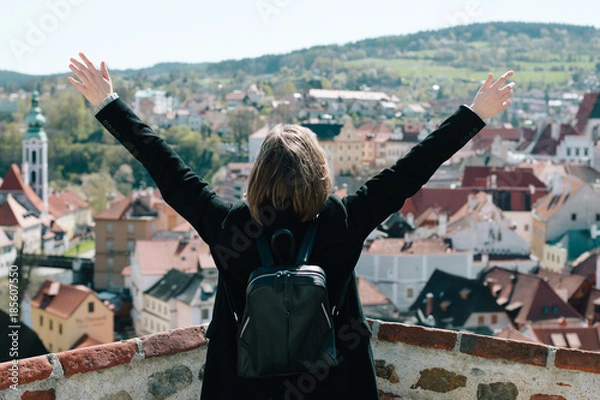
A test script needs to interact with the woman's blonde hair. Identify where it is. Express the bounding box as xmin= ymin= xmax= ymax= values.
xmin=247 ymin=124 xmax=332 ymax=224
